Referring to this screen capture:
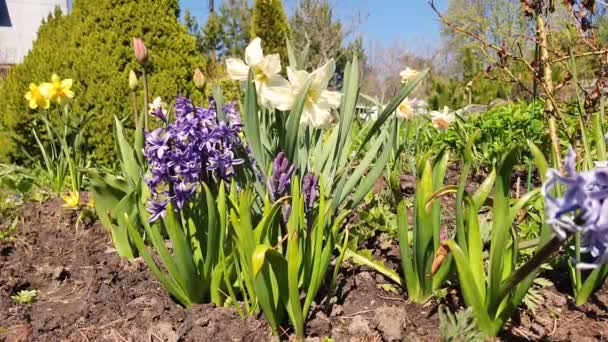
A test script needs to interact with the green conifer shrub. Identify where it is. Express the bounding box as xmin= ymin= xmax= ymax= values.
xmin=0 ymin=0 xmax=205 ymax=165
xmin=250 ymin=0 xmax=290 ymax=65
